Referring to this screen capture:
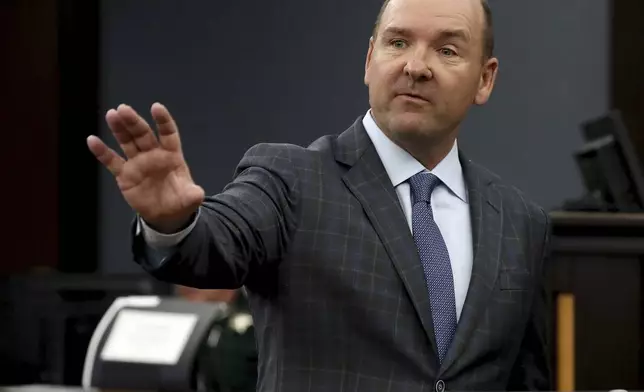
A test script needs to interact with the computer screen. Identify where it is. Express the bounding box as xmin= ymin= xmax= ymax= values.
xmin=572 ymin=110 xmax=644 ymax=212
